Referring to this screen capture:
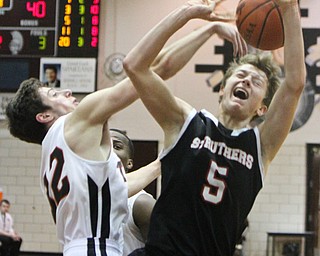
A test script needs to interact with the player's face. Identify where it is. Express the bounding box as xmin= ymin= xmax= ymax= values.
xmin=219 ymin=64 xmax=268 ymax=121
xmin=38 ymin=87 xmax=79 ymax=116
xmin=110 ymin=131 xmax=133 ymax=172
